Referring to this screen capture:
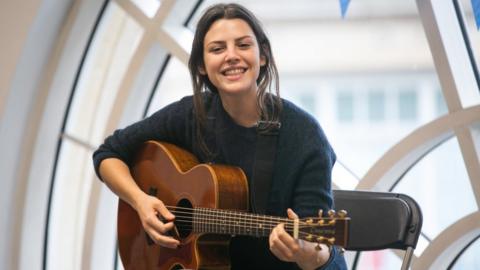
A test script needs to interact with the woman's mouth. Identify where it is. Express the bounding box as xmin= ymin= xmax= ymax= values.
xmin=222 ymin=67 xmax=247 ymax=80
xmin=223 ymin=68 xmax=246 ymax=75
